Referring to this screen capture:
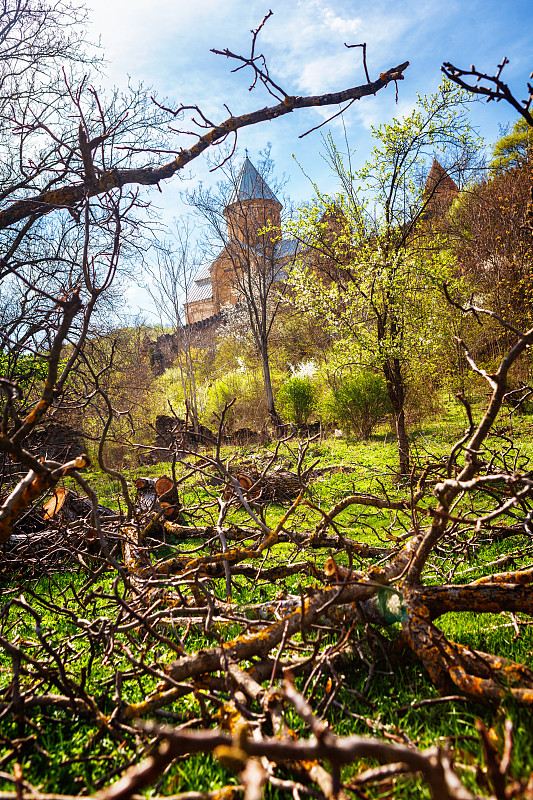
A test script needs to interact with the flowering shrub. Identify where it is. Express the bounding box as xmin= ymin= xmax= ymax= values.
xmin=290 ymin=359 xmax=318 ymax=380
